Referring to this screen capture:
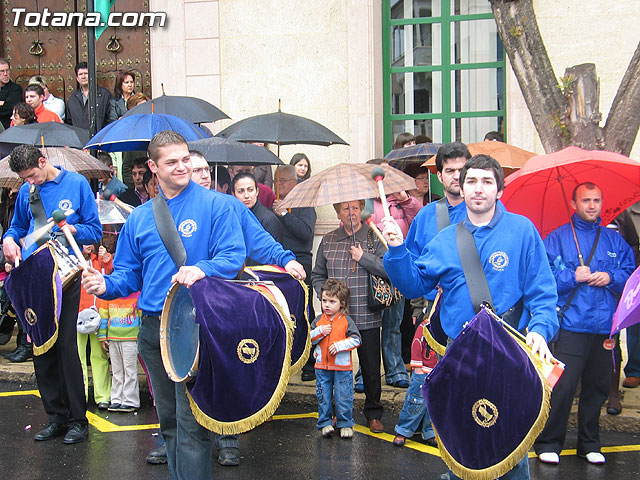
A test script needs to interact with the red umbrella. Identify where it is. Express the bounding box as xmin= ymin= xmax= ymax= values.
xmin=502 ymin=146 xmax=640 ymax=239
